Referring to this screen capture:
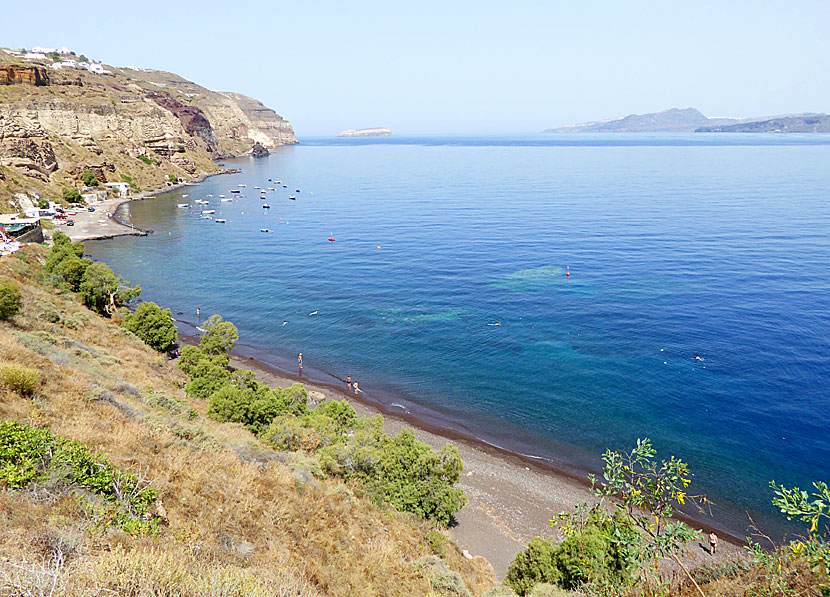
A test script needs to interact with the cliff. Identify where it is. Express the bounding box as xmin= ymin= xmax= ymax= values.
xmin=0 ymin=47 xmax=297 ymax=211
